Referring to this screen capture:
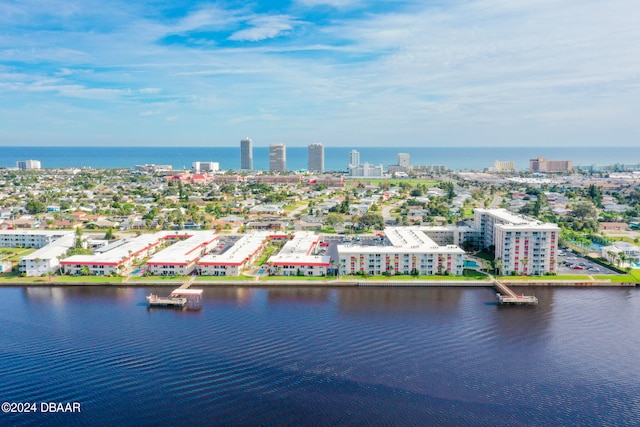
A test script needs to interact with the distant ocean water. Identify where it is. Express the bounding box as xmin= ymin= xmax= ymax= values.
xmin=1 ymin=146 xmax=639 ymax=171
